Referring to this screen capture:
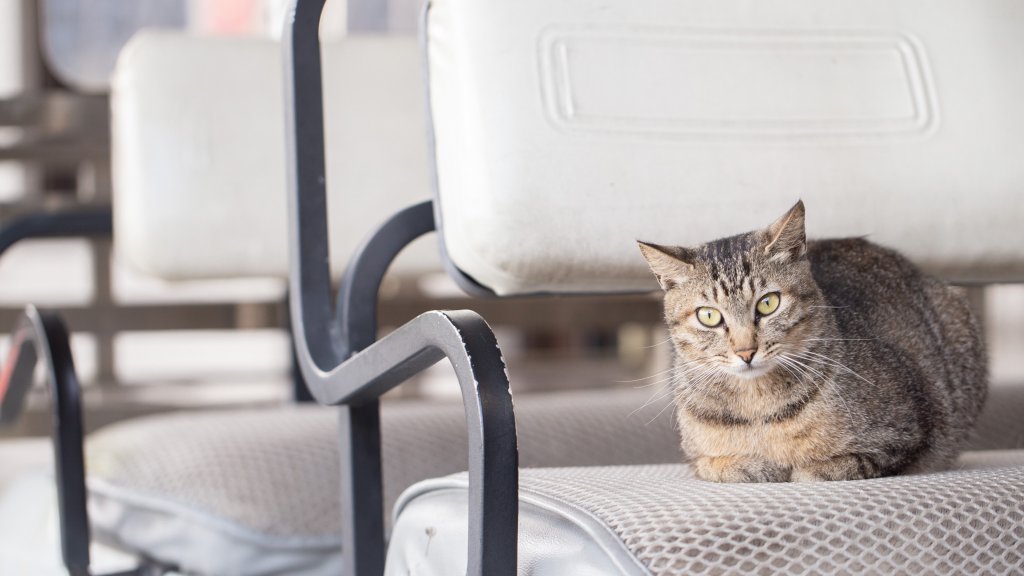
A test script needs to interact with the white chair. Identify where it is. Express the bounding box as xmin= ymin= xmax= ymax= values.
xmin=279 ymin=0 xmax=1024 ymax=573
xmin=111 ymin=31 xmax=436 ymax=280
xmin=1 ymin=30 xmax=685 ymax=575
